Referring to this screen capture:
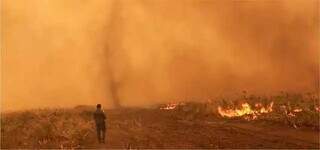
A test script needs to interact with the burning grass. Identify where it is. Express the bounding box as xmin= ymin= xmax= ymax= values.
xmin=159 ymin=92 xmax=319 ymax=129
xmin=217 ymin=102 xmax=273 ymax=120
xmin=217 ymin=93 xmax=319 ymax=129
xmin=1 ymin=92 xmax=319 ymax=149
